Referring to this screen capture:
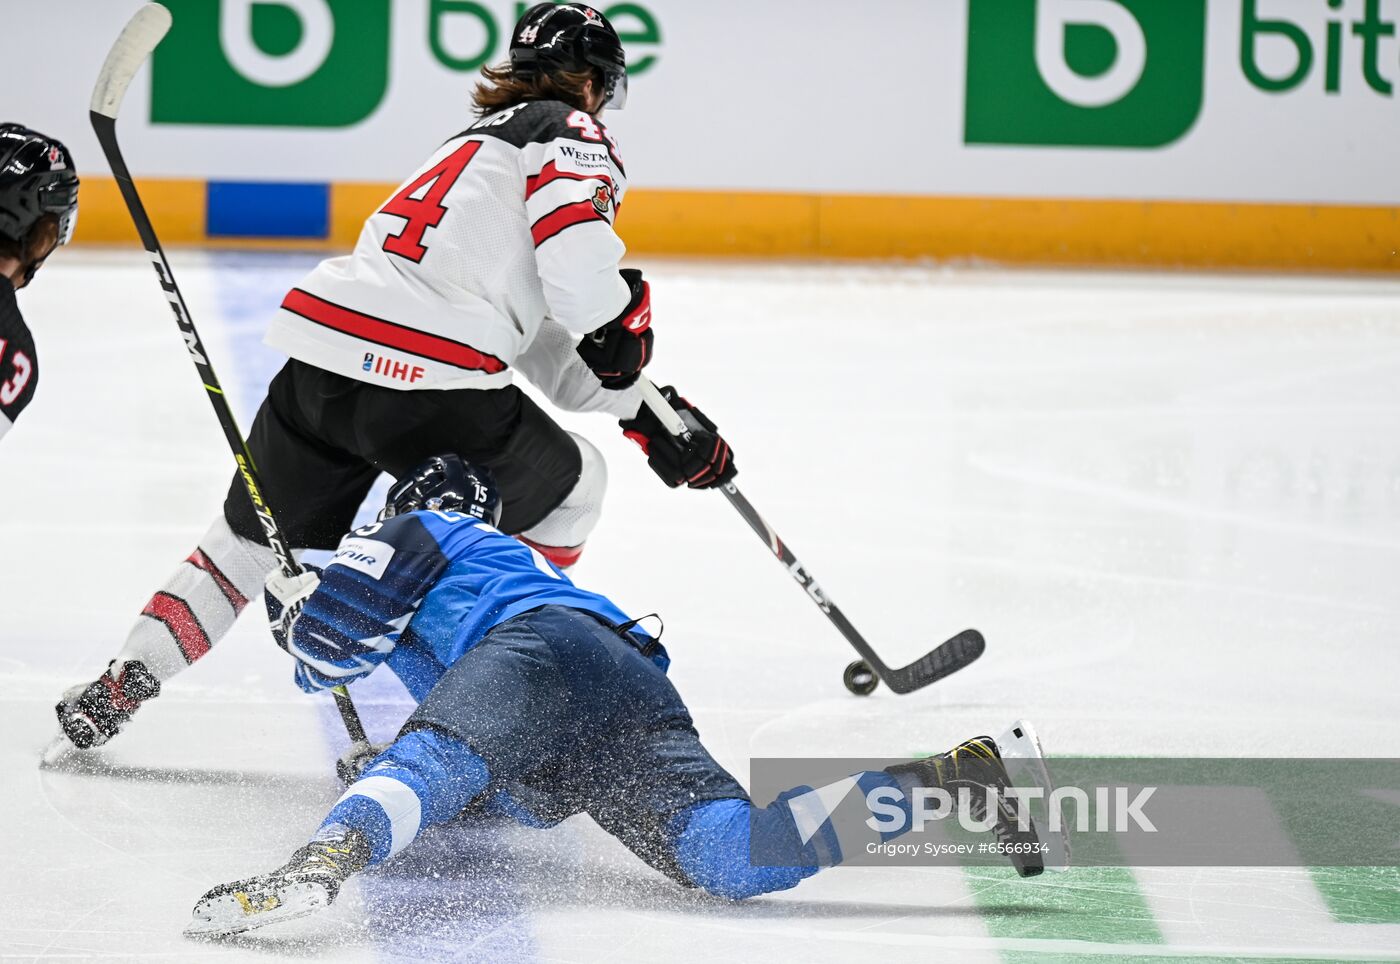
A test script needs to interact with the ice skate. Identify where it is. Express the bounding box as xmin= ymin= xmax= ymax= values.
xmin=889 ymin=728 xmax=1047 ymax=878
xmin=53 ymin=660 xmax=160 ymax=751
xmin=186 ymin=827 xmax=370 ymax=937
